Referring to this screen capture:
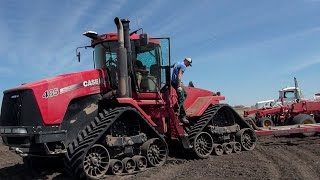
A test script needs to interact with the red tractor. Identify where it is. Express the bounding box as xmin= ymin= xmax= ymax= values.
xmin=0 ymin=18 xmax=256 ymax=179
